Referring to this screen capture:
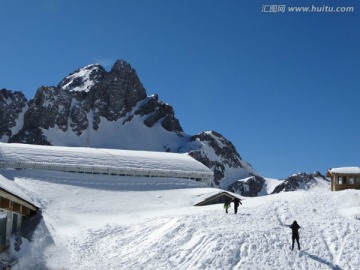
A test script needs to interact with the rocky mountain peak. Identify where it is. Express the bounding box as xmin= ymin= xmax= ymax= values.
xmin=111 ymin=60 xmax=132 ymax=73
xmin=1 ymin=60 xmax=261 ymax=191
xmin=8 ymin=60 xmax=181 ymax=143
